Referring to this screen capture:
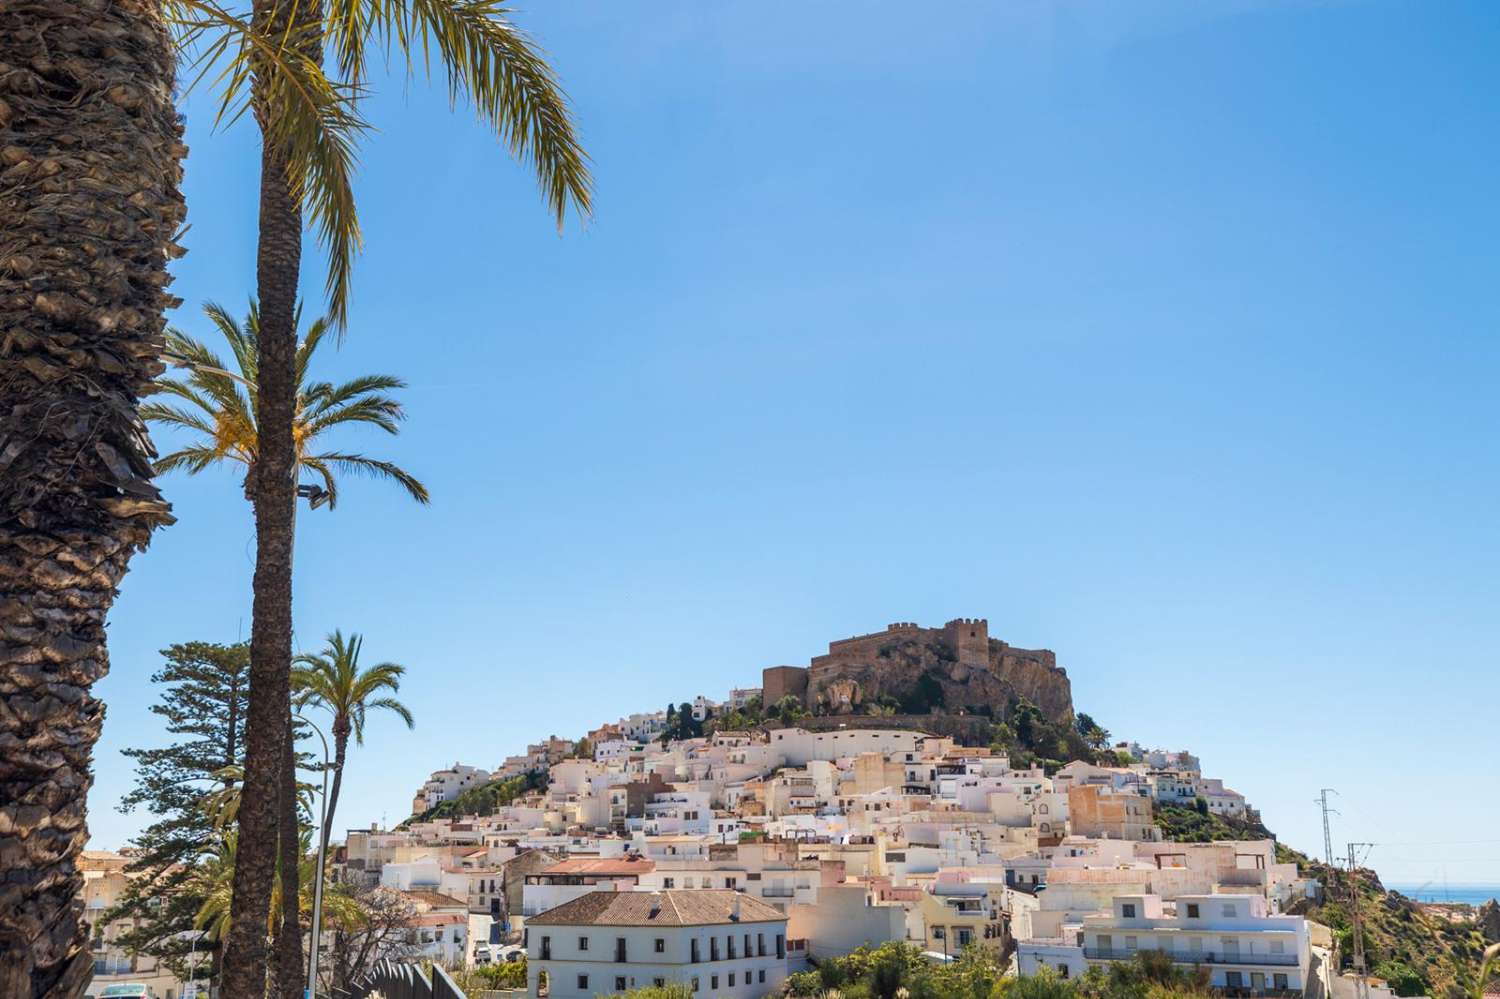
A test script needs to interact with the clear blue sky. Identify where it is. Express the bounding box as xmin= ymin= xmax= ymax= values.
xmin=92 ymin=0 xmax=1500 ymax=888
